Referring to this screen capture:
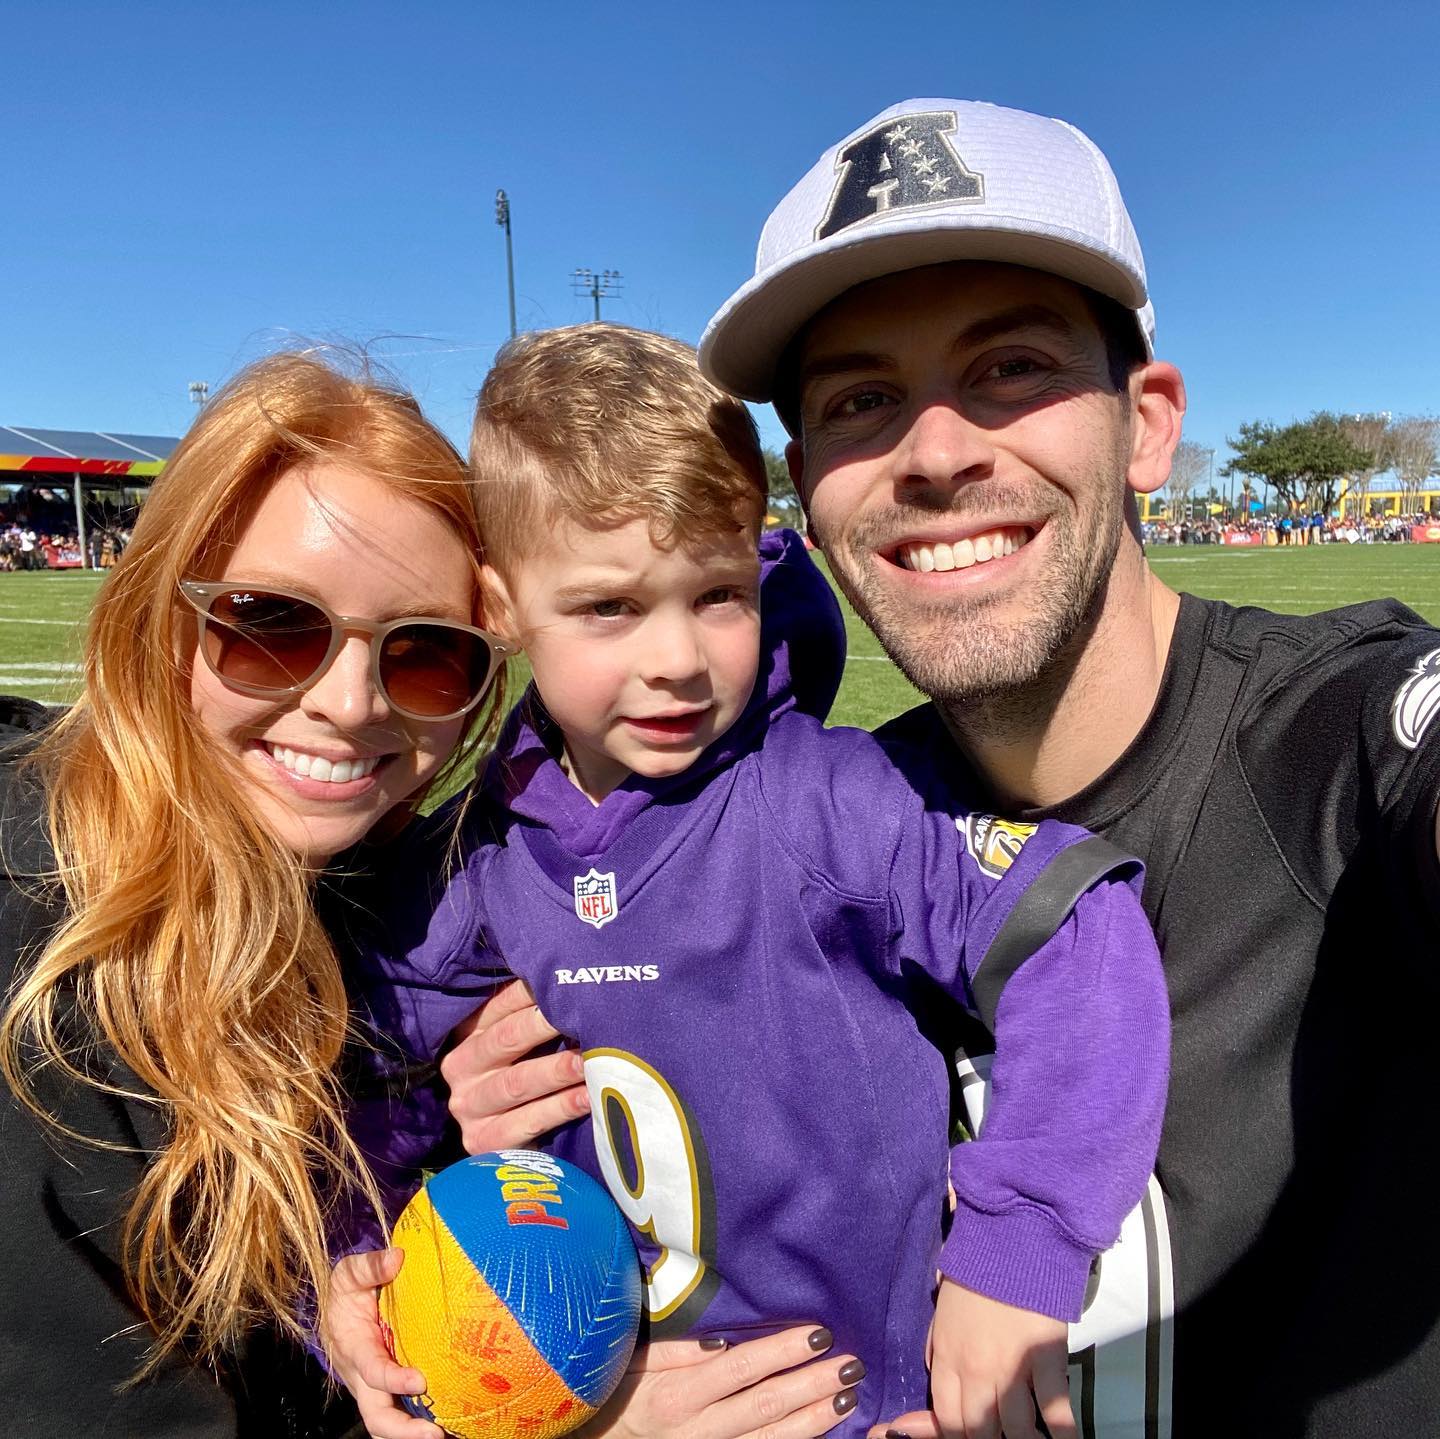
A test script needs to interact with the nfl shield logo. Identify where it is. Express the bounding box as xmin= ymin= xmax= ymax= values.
xmin=573 ymin=868 xmax=619 ymax=929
